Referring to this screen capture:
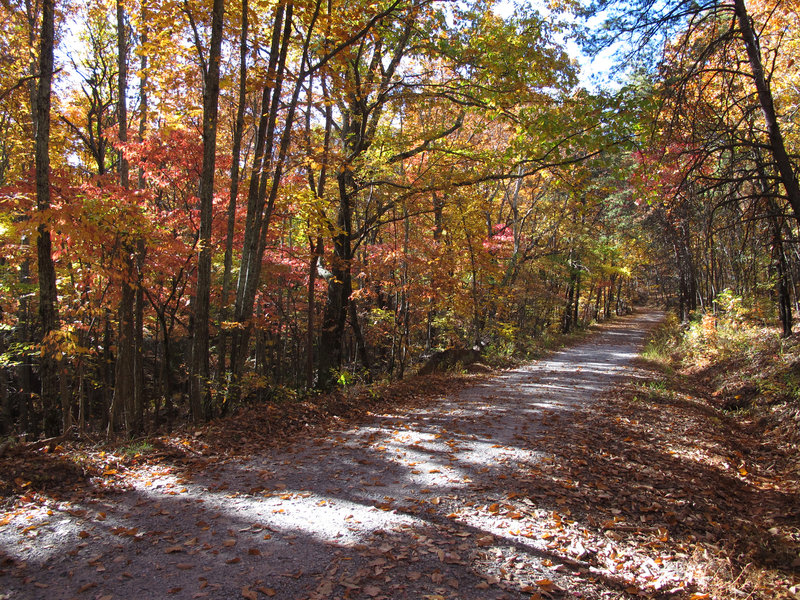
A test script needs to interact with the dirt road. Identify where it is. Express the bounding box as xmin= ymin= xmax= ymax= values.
xmin=0 ymin=311 xmax=664 ymax=600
